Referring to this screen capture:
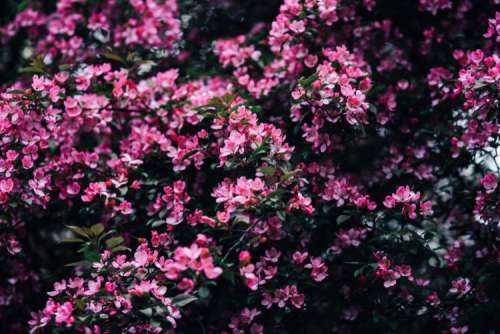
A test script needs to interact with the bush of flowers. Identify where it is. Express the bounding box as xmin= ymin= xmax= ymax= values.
xmin=0 ymin=0 xmax=498 ymax=333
